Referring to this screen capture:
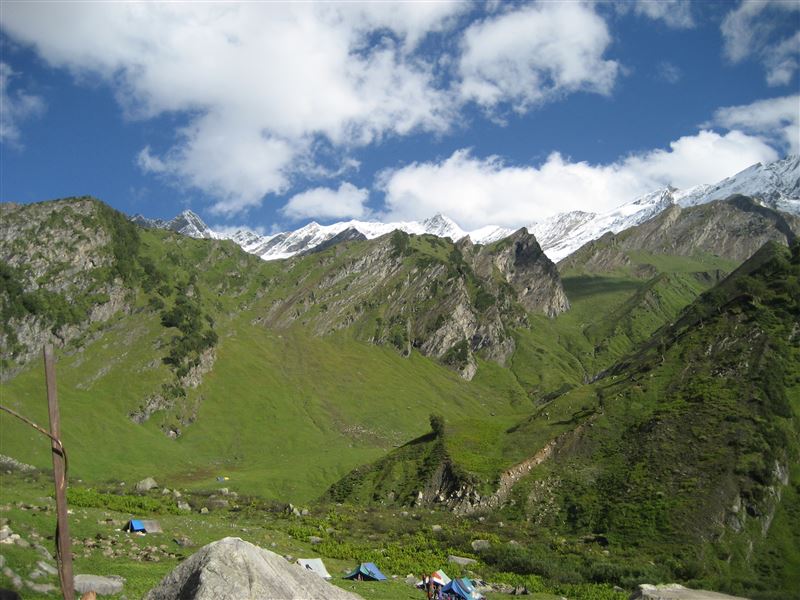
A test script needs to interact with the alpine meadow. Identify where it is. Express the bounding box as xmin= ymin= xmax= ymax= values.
xmin=1 ymin=2 xmax=800 ymax=600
